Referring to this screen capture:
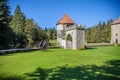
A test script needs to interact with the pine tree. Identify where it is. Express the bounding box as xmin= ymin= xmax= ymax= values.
xmin=85 ymin=19 xmax=113 ymax=43
xmin=24 ymin=18 xmax=44 ymax=47
xmin=10 ymin=5 xmax=25 ymax=34
xmin=53 ymin=27 xmax=57 ymax=40
xmin=10 ymin=5 xmax=26 ymax=48
xmin=101 ymin=21 xmax=106 ymax=42
xmin=24 ymin=19 xmax=34 ymax=47
xmin=50 ymin=28 xmax=54 ymax=40
xmin=0 ymin=0 xmax=14 ymax=49
xmin=106 ymin=19 xmax=113 ymax=42
xmin=96 ymin=21 xmax=102 ymax=42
